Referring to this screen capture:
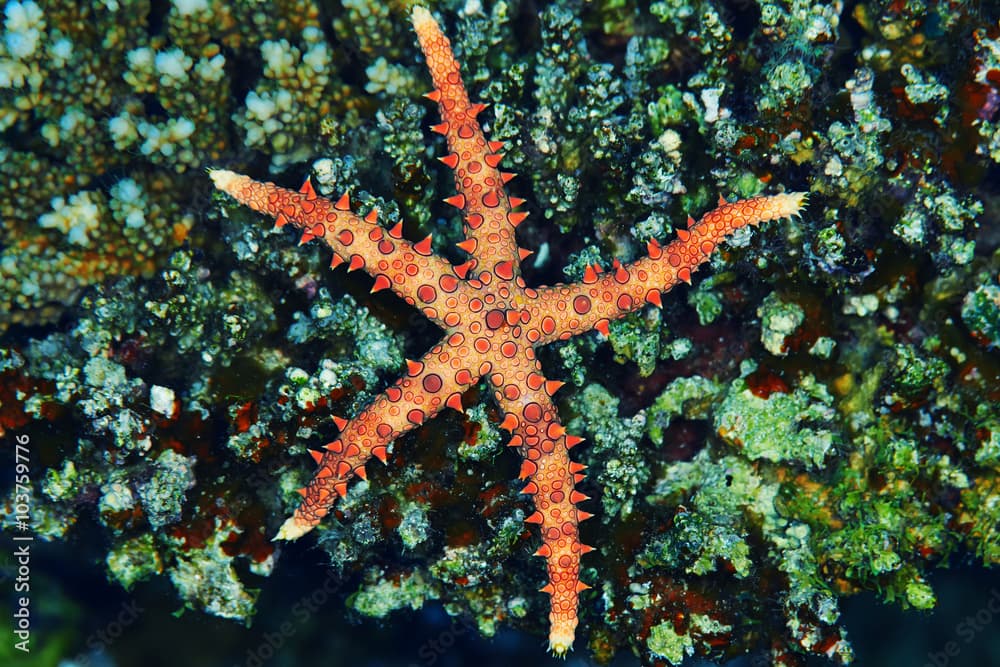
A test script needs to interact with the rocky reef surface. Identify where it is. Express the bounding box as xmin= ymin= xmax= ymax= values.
xmin=1 ymin=1 xmax=998 ymax=665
